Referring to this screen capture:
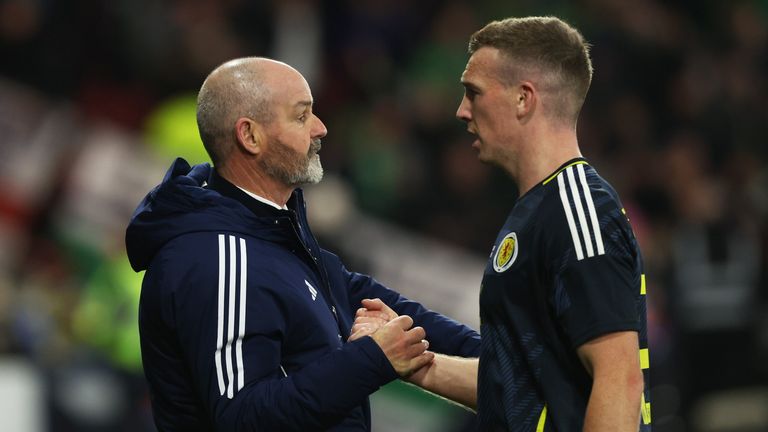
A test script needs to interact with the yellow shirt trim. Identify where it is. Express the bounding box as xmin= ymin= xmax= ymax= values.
xmin=542 ymin=161 xmax=589 ymax=185
xmin=536 ymin=405 xmax=547 ymax=432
